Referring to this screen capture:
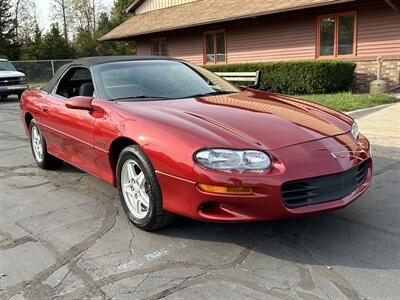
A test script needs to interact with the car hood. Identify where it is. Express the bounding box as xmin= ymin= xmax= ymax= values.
xmin=0 ymin=70 xmax=25 ymax=78
xmin=116 ymin=89 xmax=354 ymax=150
